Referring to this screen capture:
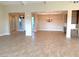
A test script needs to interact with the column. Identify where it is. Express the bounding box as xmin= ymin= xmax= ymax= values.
xmin=25 ymin=12 xmax=32 ymax=36
xmin=66 ymin=10 xmax=72 ymax=39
